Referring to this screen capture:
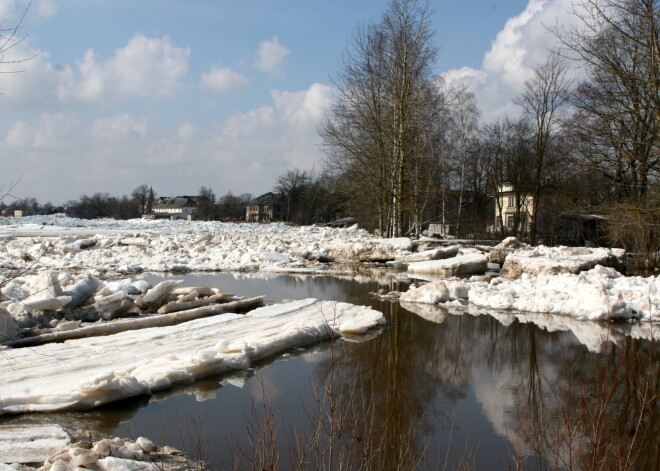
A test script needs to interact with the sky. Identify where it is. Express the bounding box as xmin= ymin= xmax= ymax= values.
xmin=0 ymin=0 xmax=581 ymax=205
